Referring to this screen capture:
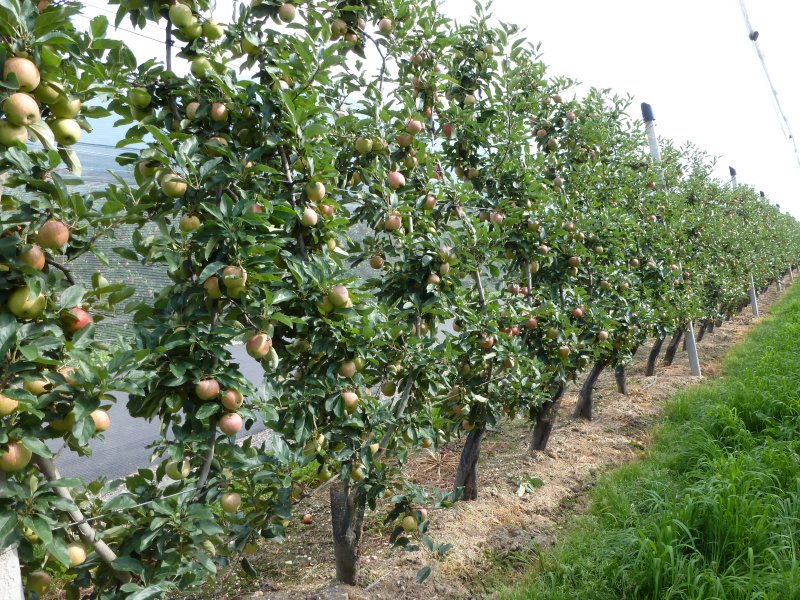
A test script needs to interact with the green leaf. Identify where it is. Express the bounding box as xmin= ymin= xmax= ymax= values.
xmin=28 ymin=120 xmax=58 ymax=152
xmin=241 ymin=557 xmax=257 ymax=577
xmin=21 ymin=436 xmax=53 ymax=459
xmin=58 ymin=284 xmax=86 ymax=310
xmin=195 ymin=403 xmax=220 ymax=420
xmin=416 ymin=565 xmax=432 ymax=583
xmin=0 ymin=313 xmax=18 ymax=356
